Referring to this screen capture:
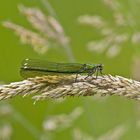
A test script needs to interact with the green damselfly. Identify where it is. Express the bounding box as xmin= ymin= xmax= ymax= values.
xmin=20 ymin=59 xmax=104 ymax=79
